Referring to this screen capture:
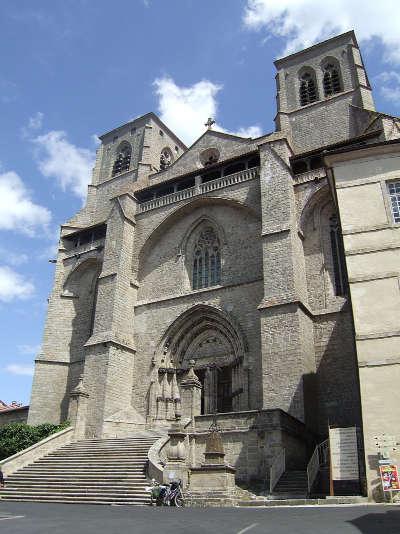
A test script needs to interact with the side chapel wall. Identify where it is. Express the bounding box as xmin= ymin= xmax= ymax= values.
xmin=296 ymin=180 xmax=362 ymax=436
